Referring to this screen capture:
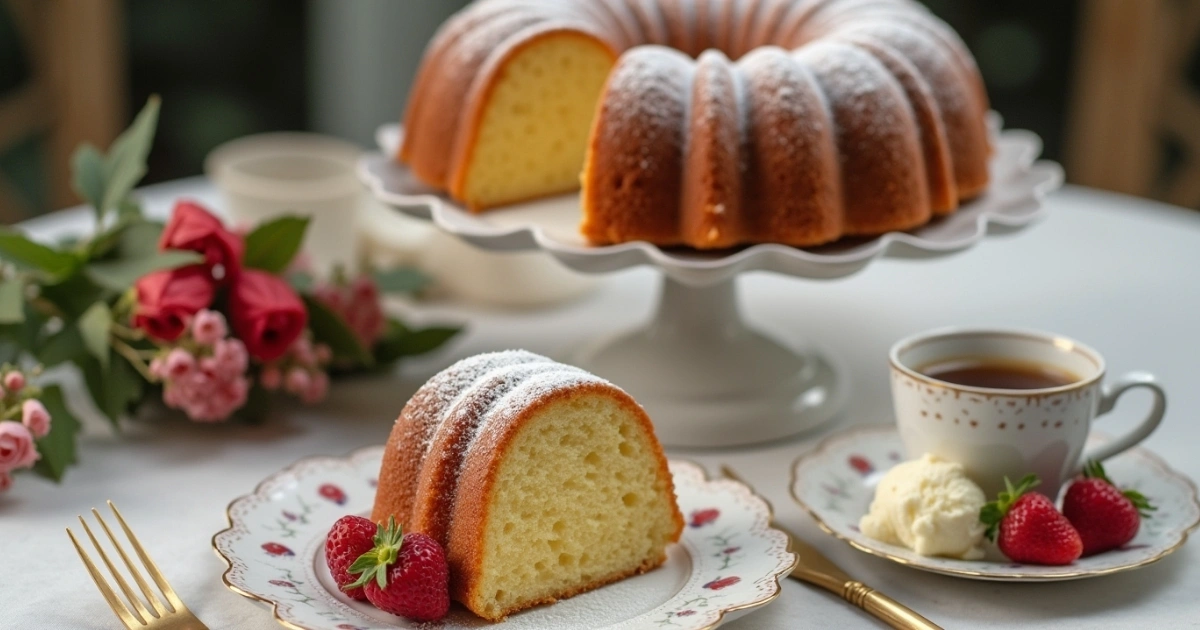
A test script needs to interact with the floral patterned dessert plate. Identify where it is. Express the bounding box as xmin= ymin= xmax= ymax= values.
xmin=214 ymin=447 xmax=796 ymax=630
xmin=790 ymin=425 xmax=1200 ymax=581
